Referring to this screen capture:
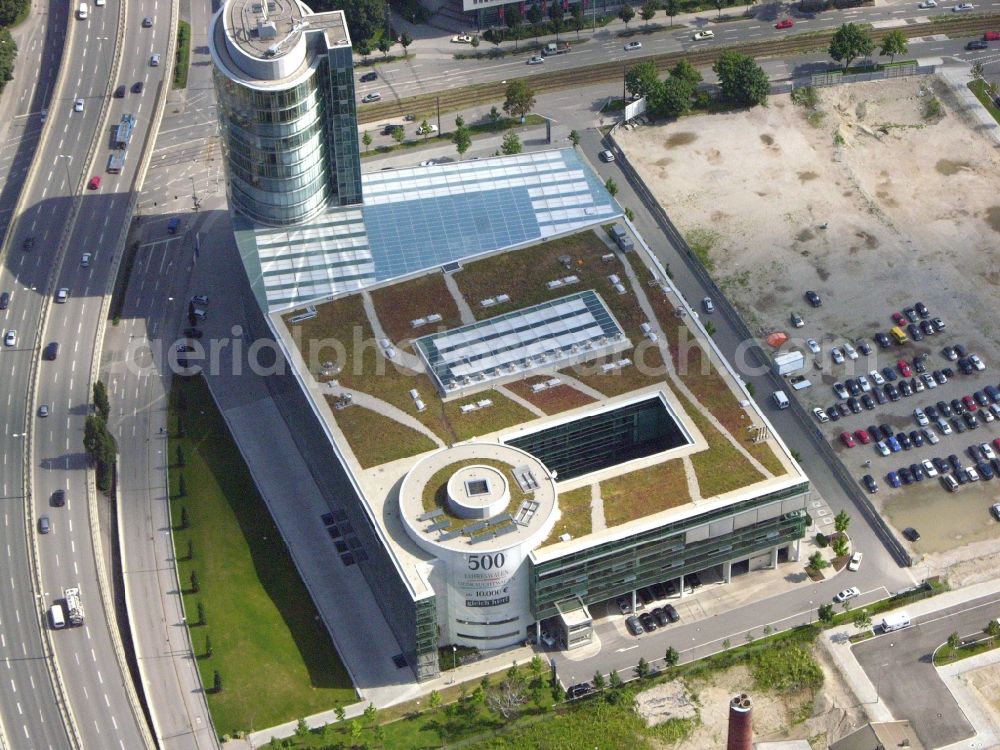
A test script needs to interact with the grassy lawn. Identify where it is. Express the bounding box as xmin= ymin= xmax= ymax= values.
xmin=675 ymin=390 xmax=765 ymax=498
xmin=601 ymin=459 xmax=691 ymax=528
xmin=168 ymin=376 xmax=355 ymax=737
xmin=327 ymin=401 xmax=437 ymax=468
xmin=935 ymin=634 xmax=999 ymax=665
xmin=541 ymin=485 xmax=593 ymax=545
xmin=173 ymin=20 xmax=190 ymax=89
xmin=563 ymin=346 xmax=665 ymax=398
xmin=421 ymin=458 xmax=529 ymax=528
xmin=504 ymin=377 xmax=597 ymax=415
xmin=359 ymin=115 xmax=545 ymax=159
xmin=442 ymin=392 xmax=538 ymax=442
xmin=969 ymin=79 xmax=1000 ymax=125
xmin=369 ymin=272 xmax=464 ymax=349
